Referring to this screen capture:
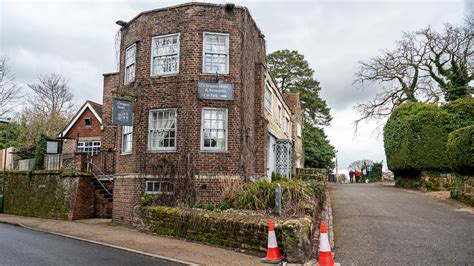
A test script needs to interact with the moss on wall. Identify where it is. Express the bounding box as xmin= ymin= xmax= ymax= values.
xmin=134 ymin=206 xmax=314 ymax=263
xmin=3 ymin=171 xmax=88 ymax=219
